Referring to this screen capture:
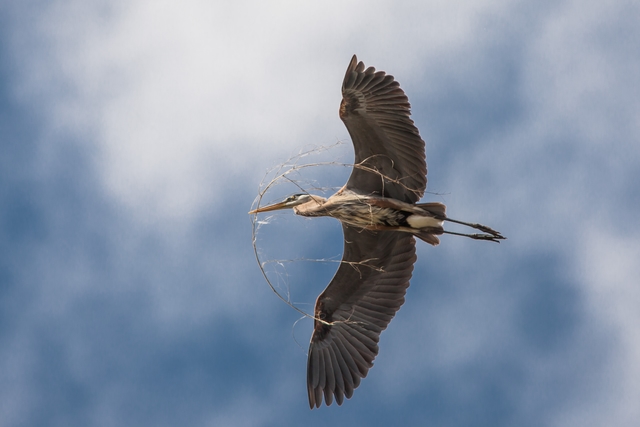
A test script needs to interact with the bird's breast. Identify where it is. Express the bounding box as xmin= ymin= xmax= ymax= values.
xmin=324 ymin=201 xmax=407 ymax=229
